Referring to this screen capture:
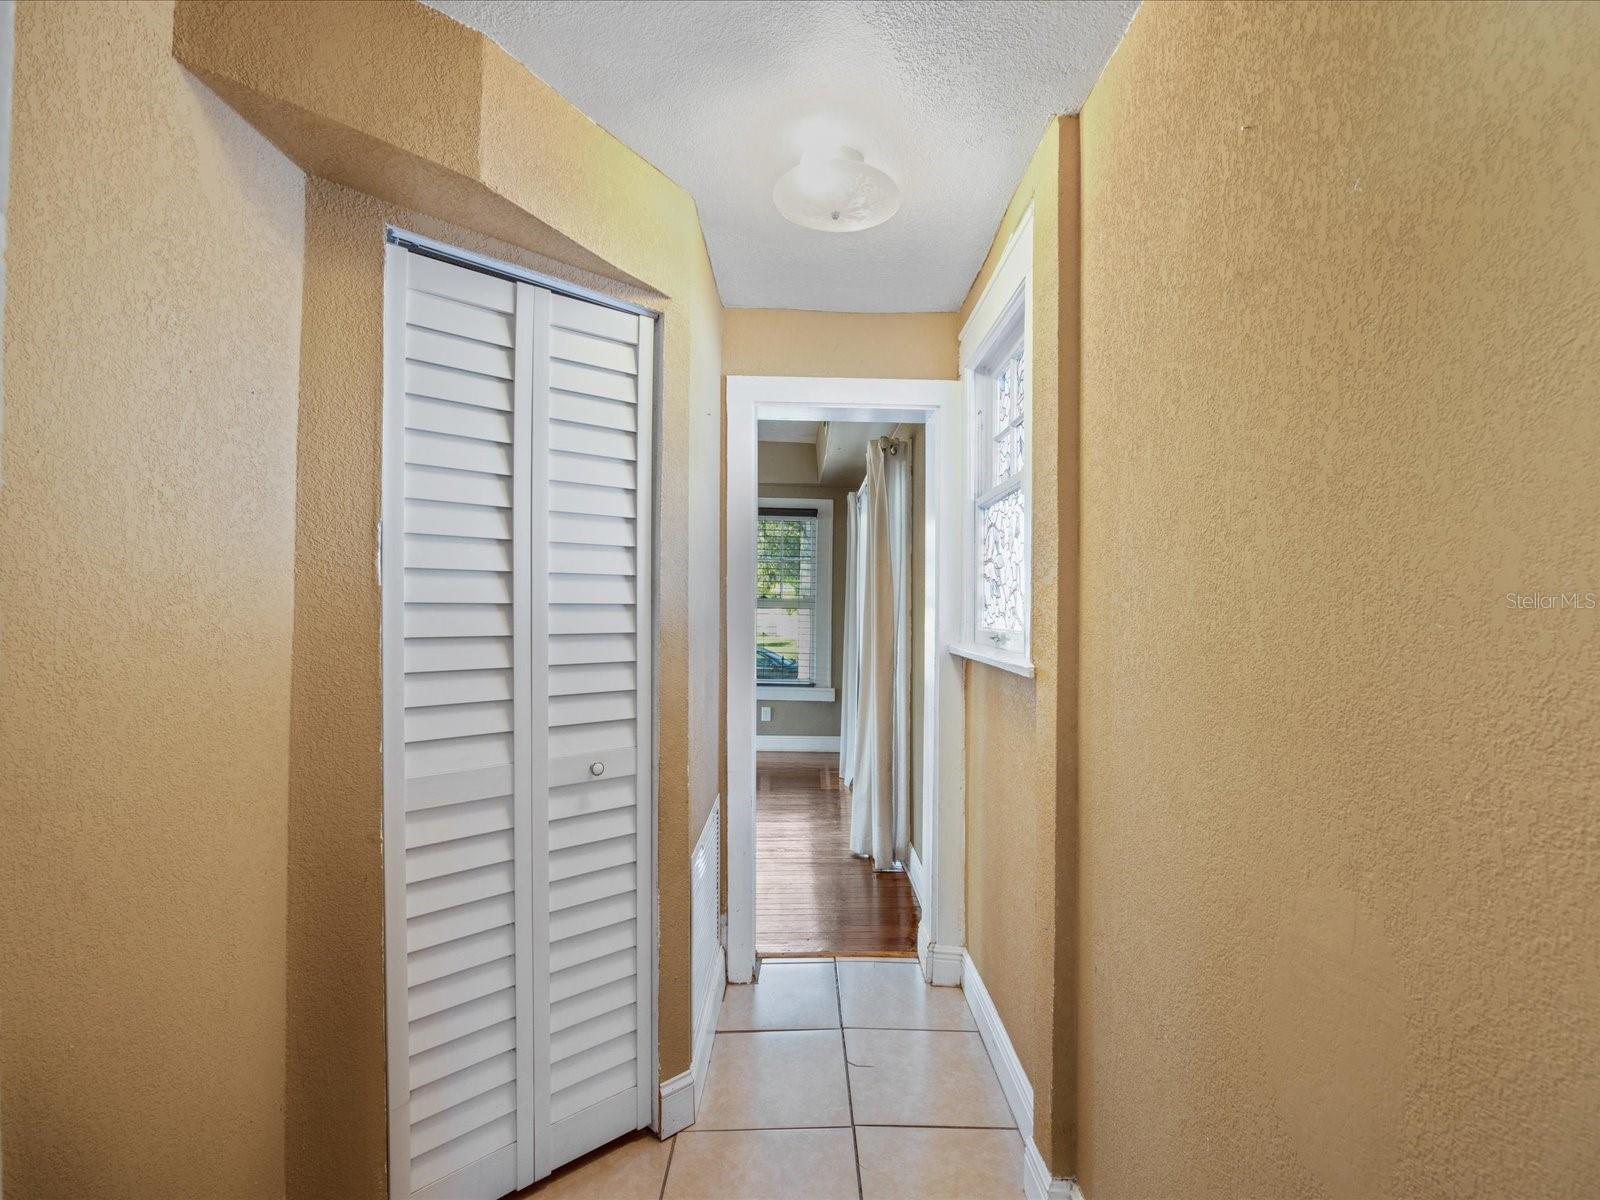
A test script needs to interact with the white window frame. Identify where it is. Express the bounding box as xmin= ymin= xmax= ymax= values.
xmin=755 ymin=495 xmax=835 ymax=703
xmin=953 ymin=207 xmax=1034 ymax=677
